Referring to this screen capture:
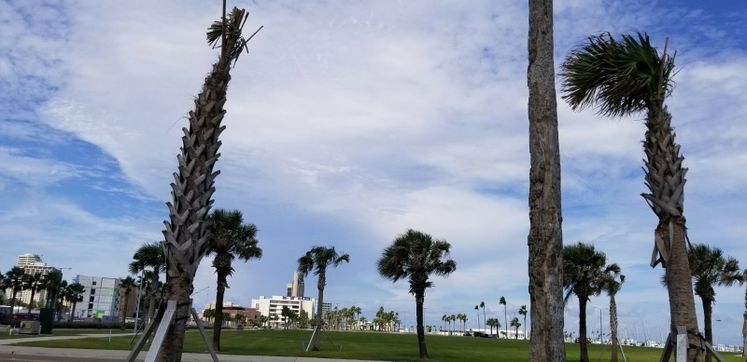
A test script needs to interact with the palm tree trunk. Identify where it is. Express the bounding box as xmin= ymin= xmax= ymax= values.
xmin=28 ymin=289 xmax=36 ymax=316
xmin=310 ymin=272 xmax=325 ymax=351
xmin=158 ymin=8 xmax=245 ymax=360
xmin=504 ymin=307 xmax=507 ymax=339
xmin=644 ymin=105 xmax=703 ymax=362
xmin=10 ymin=289 xmax=18 ymax=317
xmin=213 ymin=271 xmax=227 ymax=352
xmin=415 ymin=291 xmax=429 ymax=359
xmin=69 ymin=301 xmax=77 ymax=322
xmin=702 ymin=297 xmax=713 ymax=362
xmin=527 ymin=1 xmax=564 ymax=360
xmin=743 ymin=285 xmax=747 ymax=357
xmin=579 ymin=297 xmax=589 ymax=362
xmin=524 ymin=315 xmax=527 ymax=340
xmin=610 ymin=294 xmax=619 ymax=362
xmin=120 ymin=291 xmax=129 ymax=330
